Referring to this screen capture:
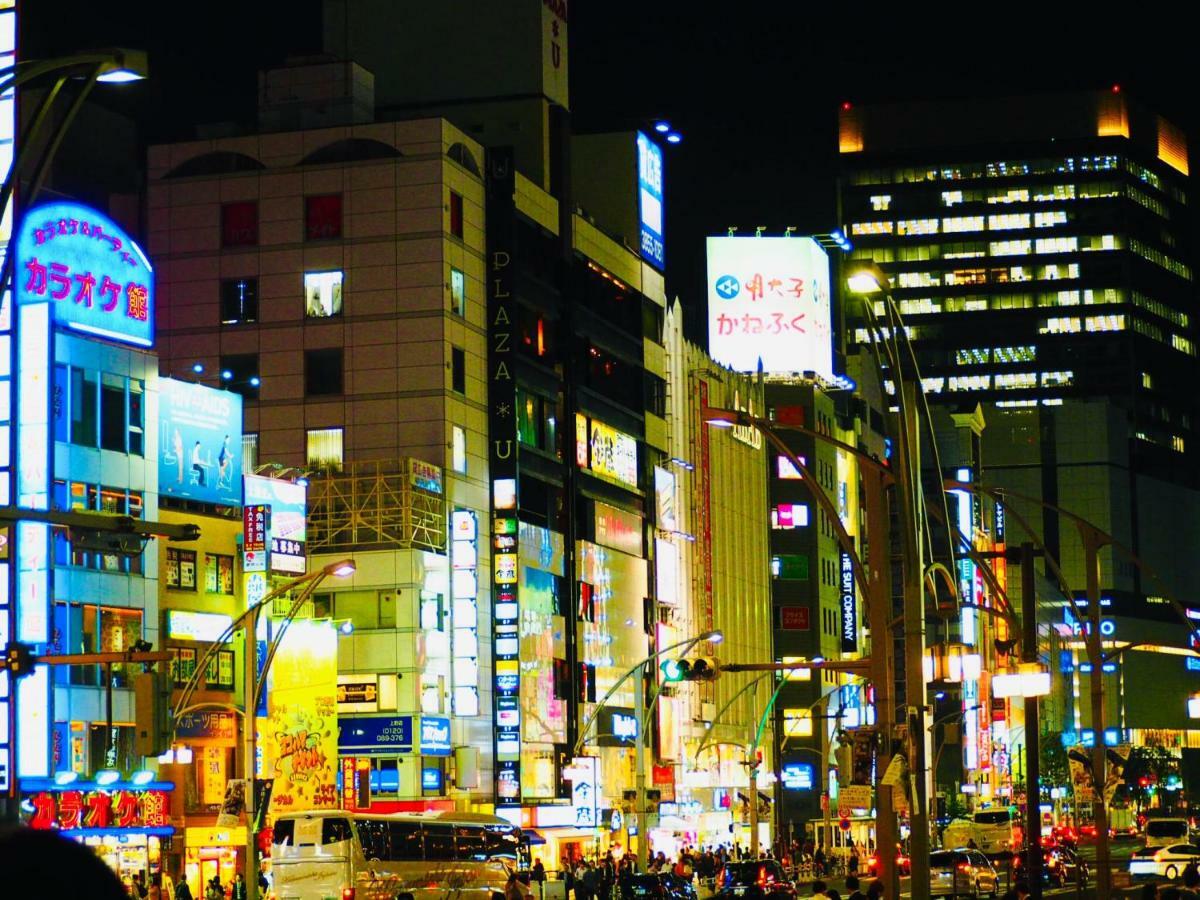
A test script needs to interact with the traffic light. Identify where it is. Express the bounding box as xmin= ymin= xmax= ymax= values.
xmin=660 ymin=657 xmax=721 ymax=682
xmin=134 ymin=669 xmax=173 ymax=758
xmin=3 ymin=642 xmax=36 ymax=678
